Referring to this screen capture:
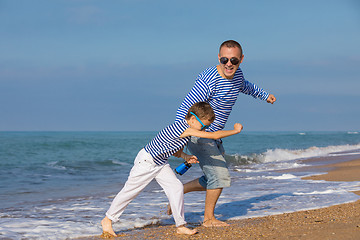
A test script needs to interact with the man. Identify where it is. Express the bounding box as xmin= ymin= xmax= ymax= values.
xmin=173 ymin=40 xmax=276 ymax=227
